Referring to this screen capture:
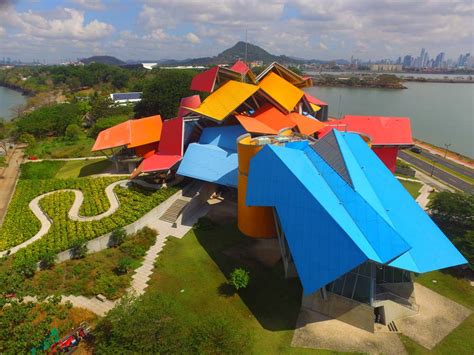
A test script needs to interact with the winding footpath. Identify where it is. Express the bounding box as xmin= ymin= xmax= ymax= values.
xmin=4 ymin=178 xmax=209 ymax=316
